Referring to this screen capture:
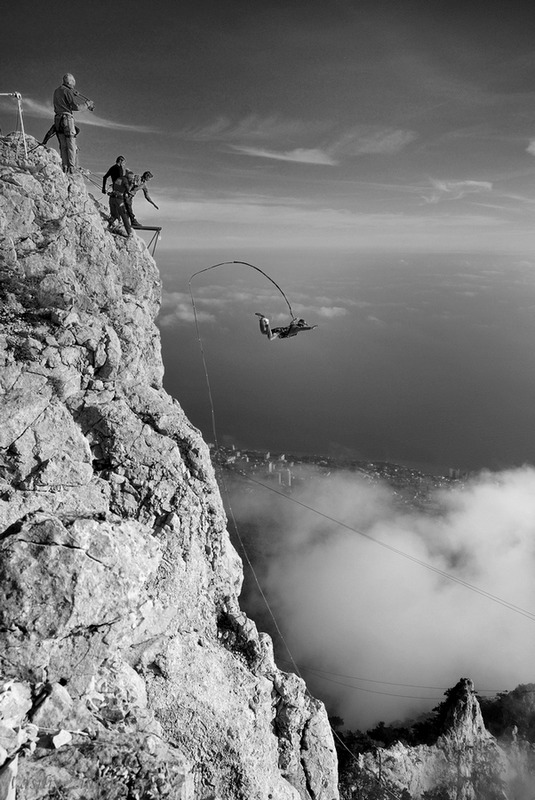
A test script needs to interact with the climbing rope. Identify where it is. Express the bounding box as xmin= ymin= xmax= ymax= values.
xmin=188 ymin=260 xmax=297 ymax=453
xmin=189 ymin=261 xmax=302 ymax=675
xmin=189 ymin=261 xmax=404 ymax=800
xmin=82 ymin=169 xmax=109 ymax=207
xmin=189 ymin=260 xmax=296 ymax=320
xmin=187 ymin=257 xmax=535 ymax=794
